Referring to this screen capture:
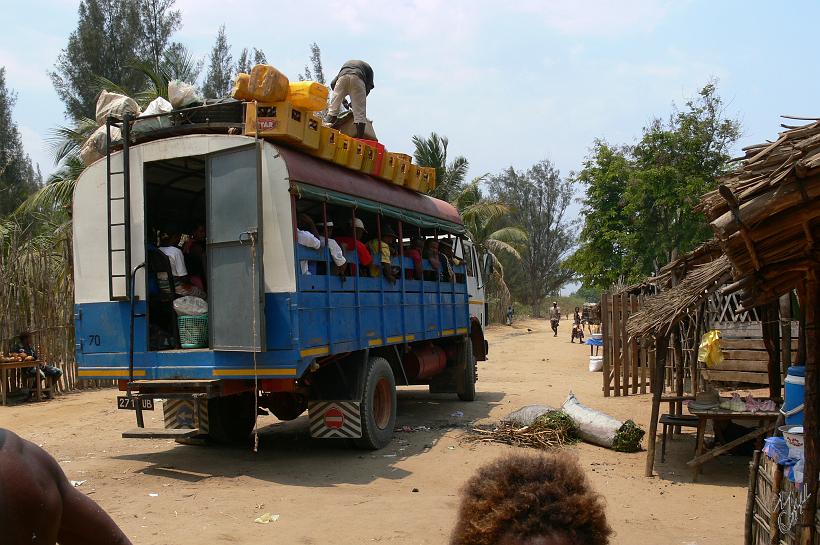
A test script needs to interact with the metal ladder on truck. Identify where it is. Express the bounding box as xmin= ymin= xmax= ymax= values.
xmin=105 ymin=115 xmax=133 ymax=302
